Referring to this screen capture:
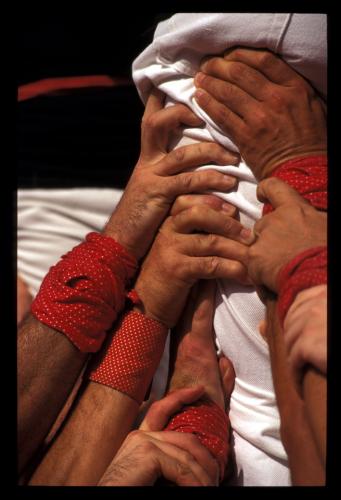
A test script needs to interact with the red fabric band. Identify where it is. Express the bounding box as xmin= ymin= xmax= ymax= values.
xmin=277 ymin=246 xmax=327 ymax=327
xmin=164 ymin=401 xmax=229 ymax=482
xmin=263 ymin=155 xmax=327 ymax=215
xmin=31 ymin=232 xmax=138 ymax=353
xmin=88 ymin=310 xmax=168 ymax=404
